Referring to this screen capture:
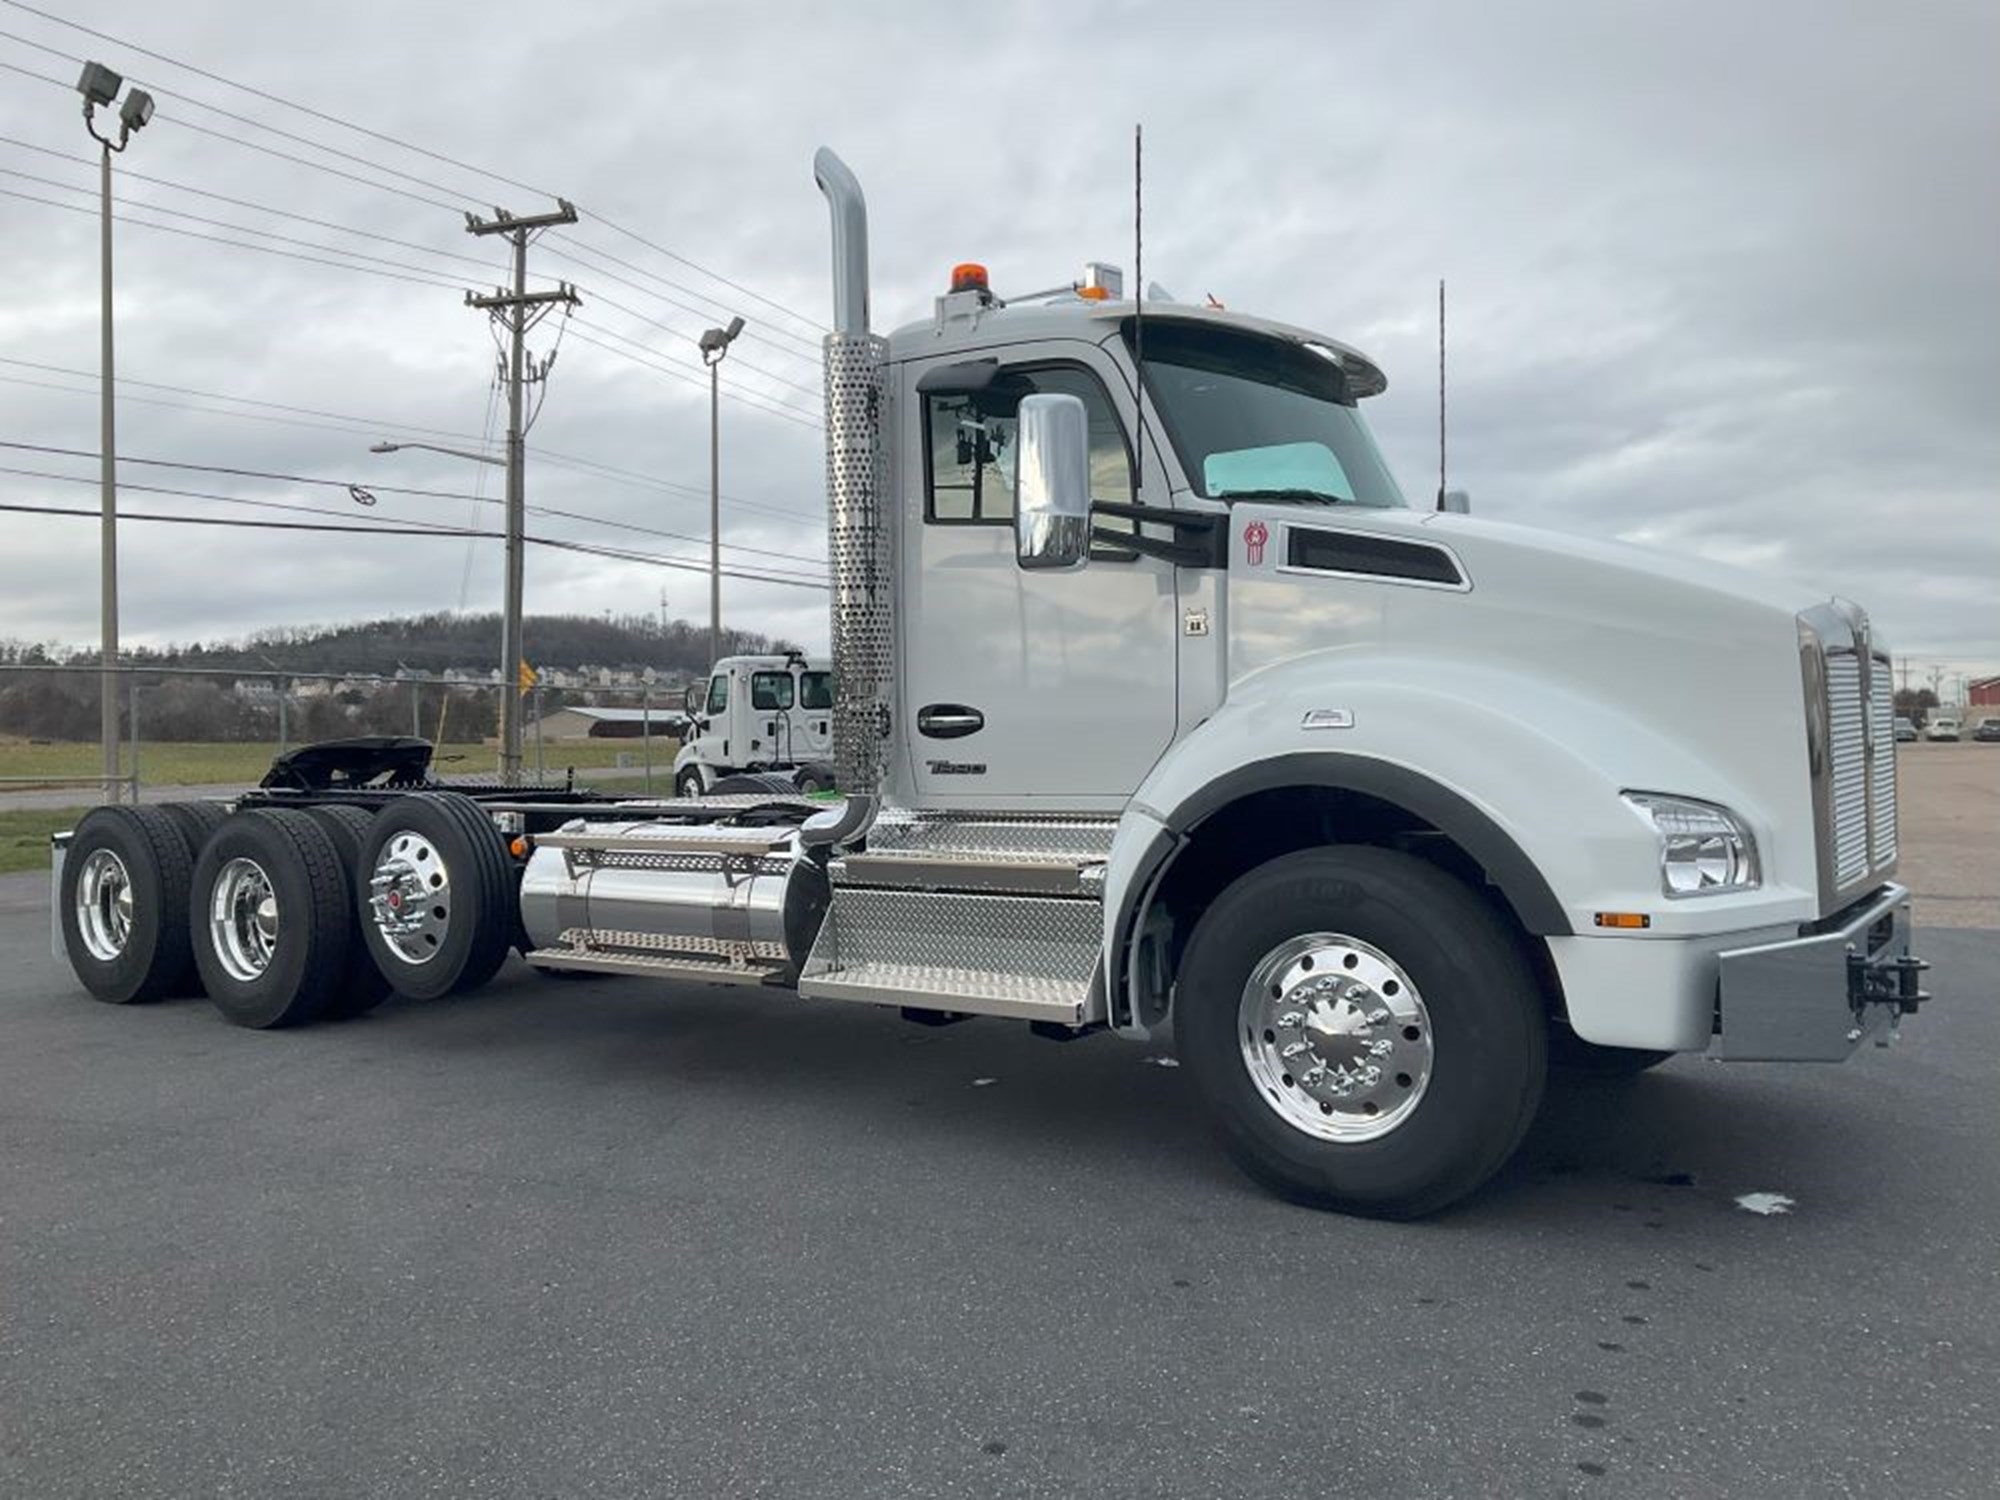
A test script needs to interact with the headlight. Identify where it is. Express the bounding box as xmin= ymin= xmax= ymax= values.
xmin=1622 ymin=793 xmax=1760 ymax=897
